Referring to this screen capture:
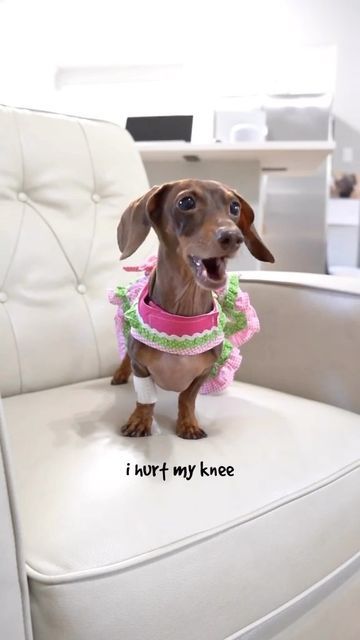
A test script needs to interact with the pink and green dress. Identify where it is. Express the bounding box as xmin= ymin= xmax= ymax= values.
xmin=108 ymin=257 xmax=259 ymax=394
